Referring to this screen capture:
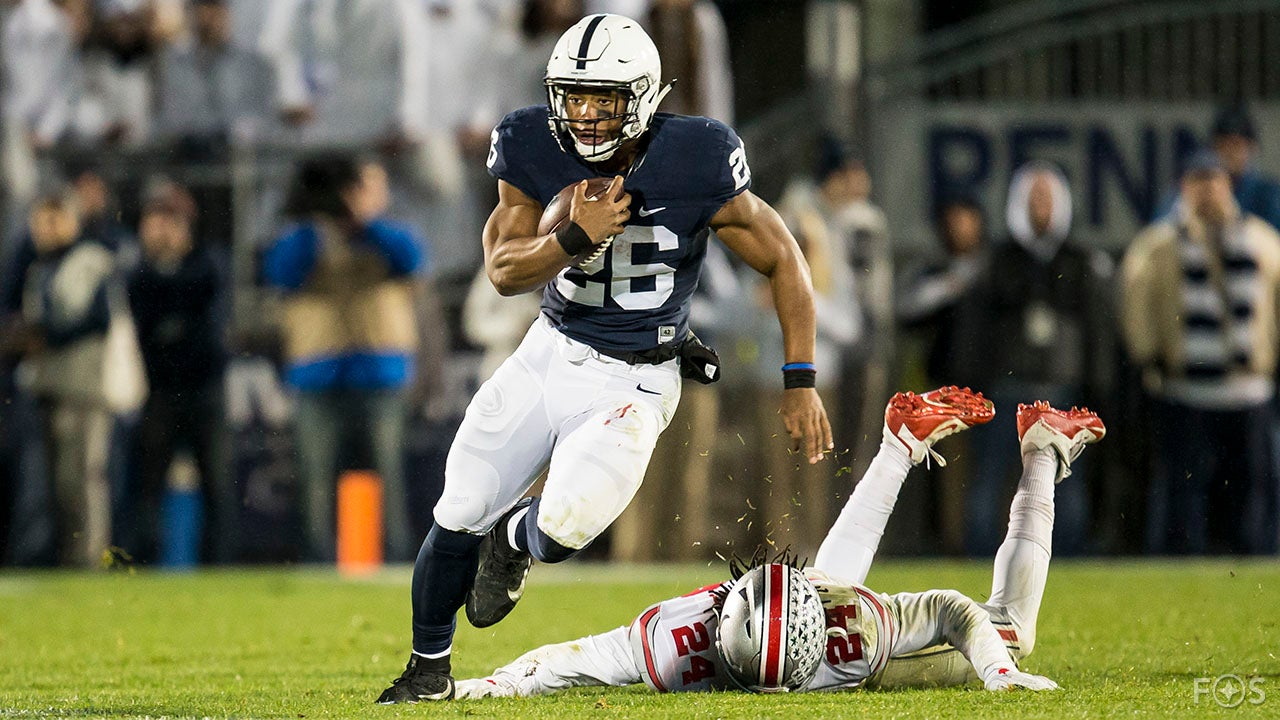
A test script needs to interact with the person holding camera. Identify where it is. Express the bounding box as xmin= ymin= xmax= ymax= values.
xmin=264 ymin=155 xmax=426 ymax=563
